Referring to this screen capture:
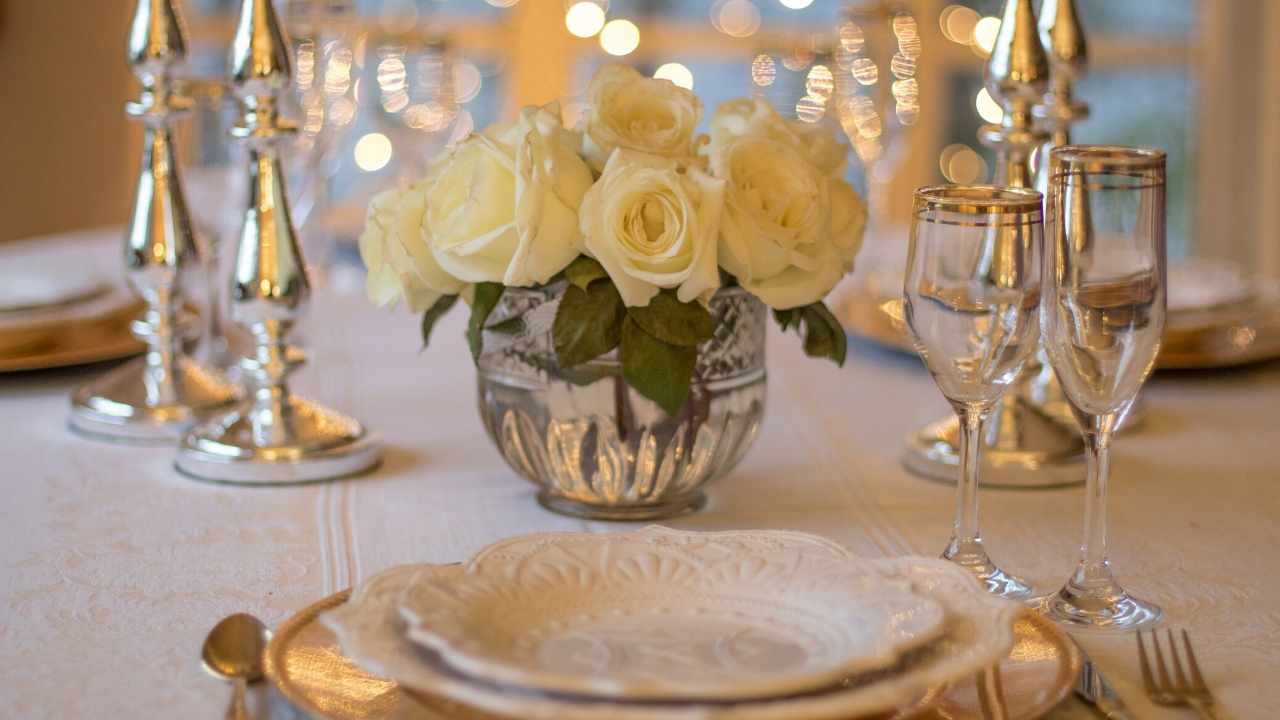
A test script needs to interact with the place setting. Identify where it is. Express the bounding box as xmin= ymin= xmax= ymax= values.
xmin=4 ymin=0 xmax=1267 ymax=718
xmin=261 ymin=526 xmax=1077 ymax=720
